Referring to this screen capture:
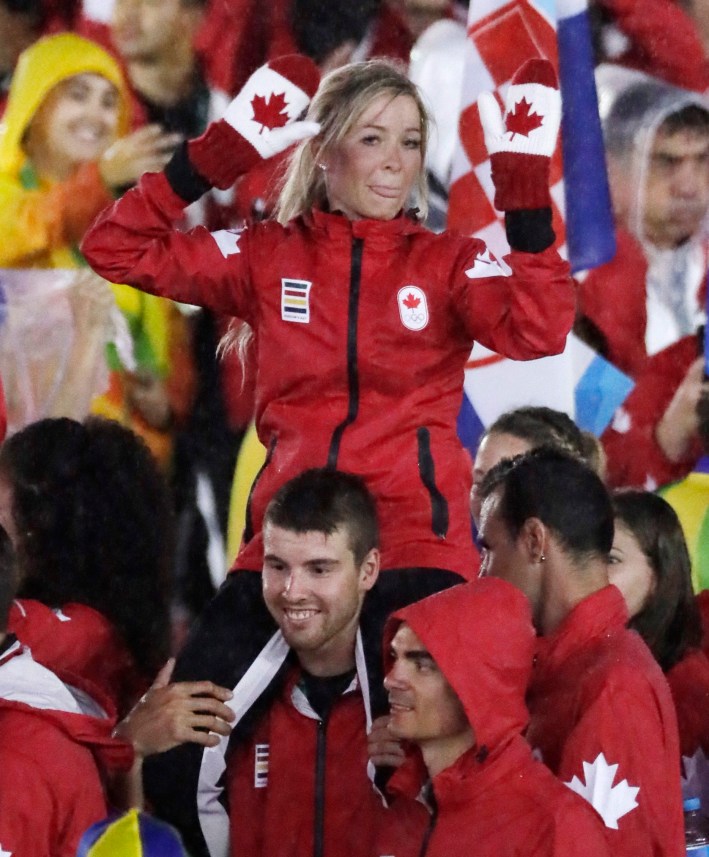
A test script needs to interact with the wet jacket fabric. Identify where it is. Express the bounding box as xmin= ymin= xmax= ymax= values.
xmin=82 ymin=170 xmax=574 ymax=577
xmin=527 ymin=585 xmax=685 ymax=857
xmin=601 ymin=333 xmax=701 ymax=489
xmin=373 ymin=579 xmax=610 ymax=857
xmin=8 ymin=599 xmax=146 ymax=718
xmin=0 ymin=33 xmax=130 ymax=269
xmin=0 ymin=637 xmax=133 ymax=857
xmin=167 ymin=623 xmax=383 ymax=857
xmin=225 ymin=666 xmax=385 ymax=857
xmin=666 ymin=648 xmax=709 ymax=804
